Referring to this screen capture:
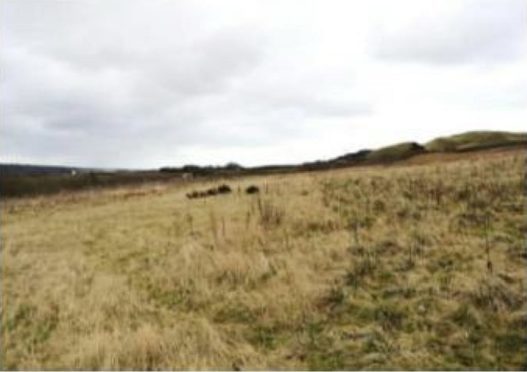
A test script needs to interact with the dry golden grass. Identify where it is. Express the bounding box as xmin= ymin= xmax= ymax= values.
xmin=1 ymin=150 xmax=526 ymax=369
